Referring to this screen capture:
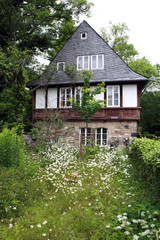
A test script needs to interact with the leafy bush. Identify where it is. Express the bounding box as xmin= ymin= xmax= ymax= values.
xmin=130 ymin=138 xmax=160 ymax=194
xmin=0 ymin=128 xmax=25 ymax=167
